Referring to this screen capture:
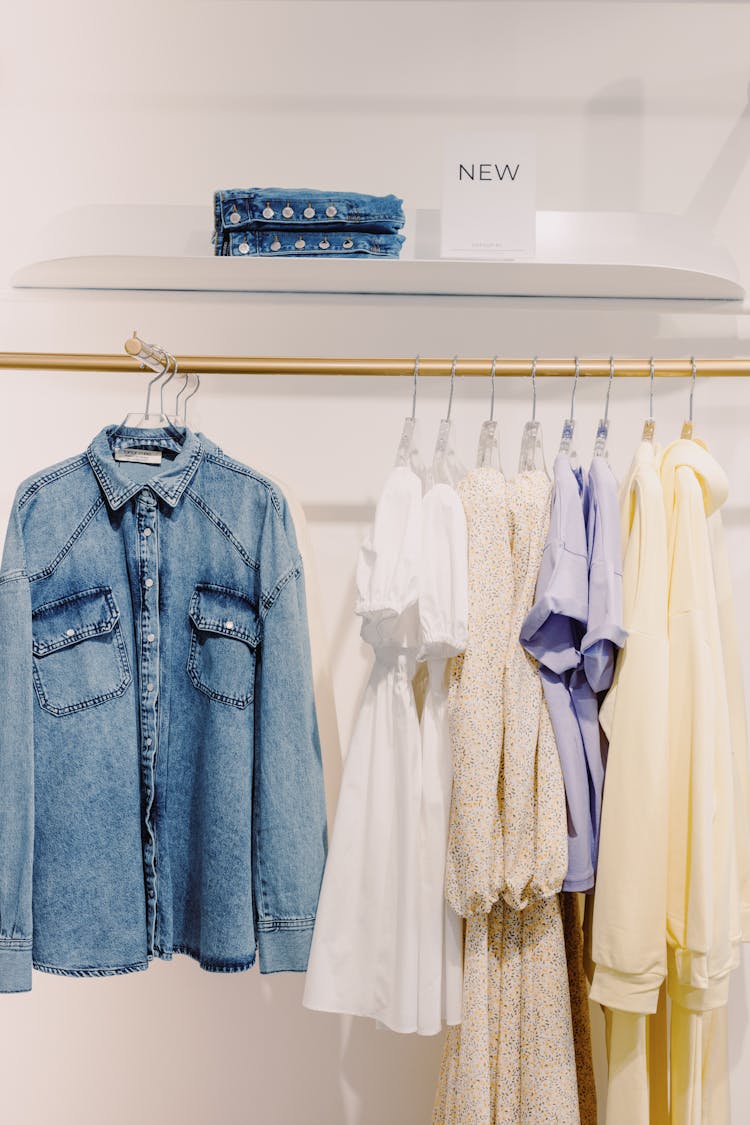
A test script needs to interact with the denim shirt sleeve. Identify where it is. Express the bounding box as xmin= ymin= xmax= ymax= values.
xmin=0 ymin=496 xmax=34 ymax=992
xmin=253 ymin=498 xmax=328 ymax=973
